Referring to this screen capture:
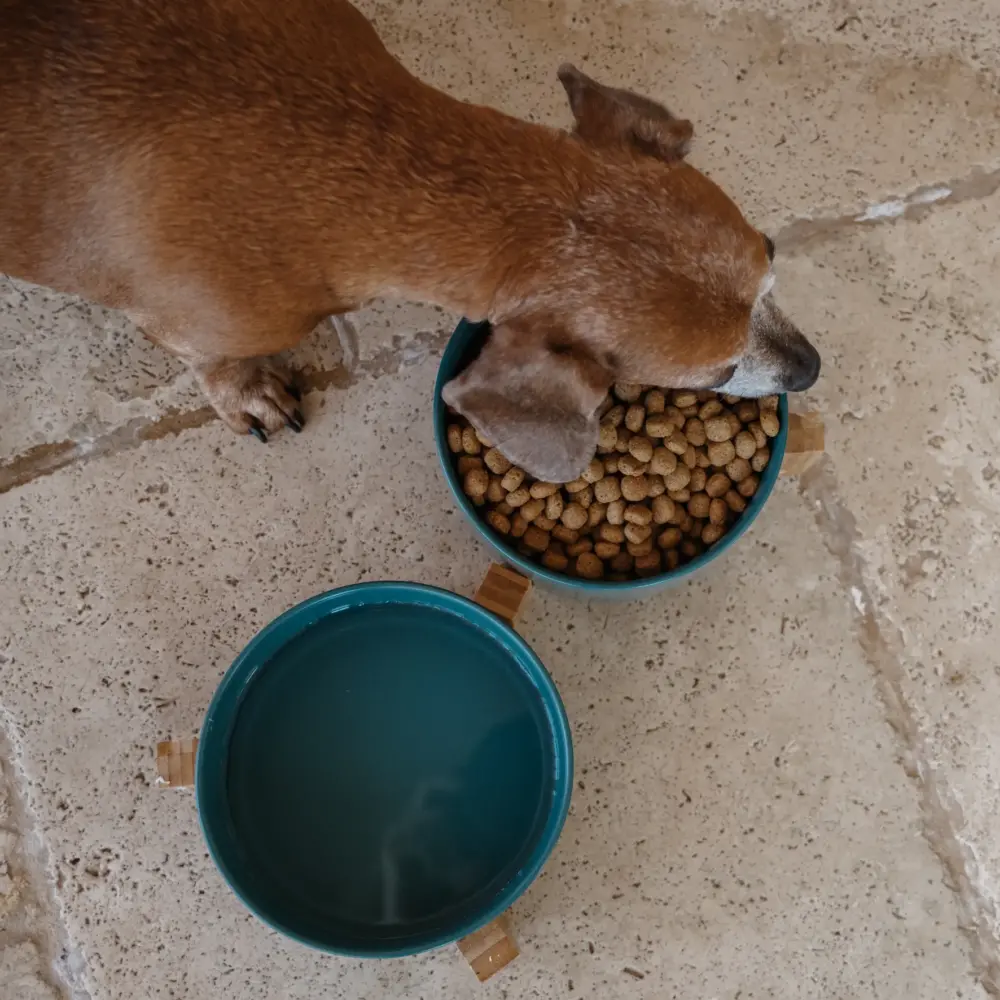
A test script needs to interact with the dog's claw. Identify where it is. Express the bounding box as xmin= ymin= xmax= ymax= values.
xmin=286 ymin=384 xmax=302 ymax=402
xmin=248 ymin=420 xmax=268 ymax=443
xmin=286 ymin=410 xmax=304 ymax=433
